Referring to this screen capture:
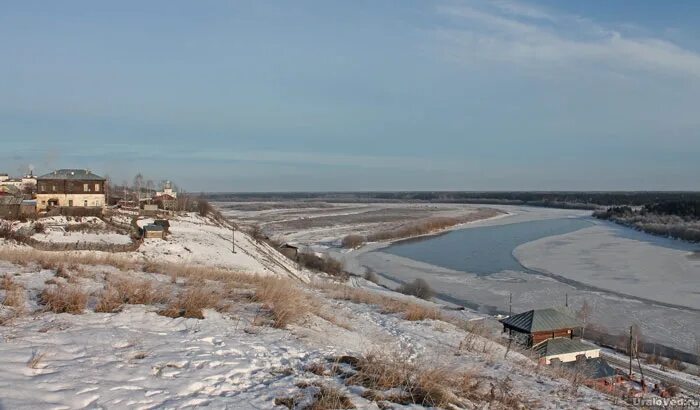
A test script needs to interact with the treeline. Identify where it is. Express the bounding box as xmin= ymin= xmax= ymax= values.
xmin=594 ymin=201 xmax=700 ymax=242
xmin=205 ymin=191 xmax=700 ymax=210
